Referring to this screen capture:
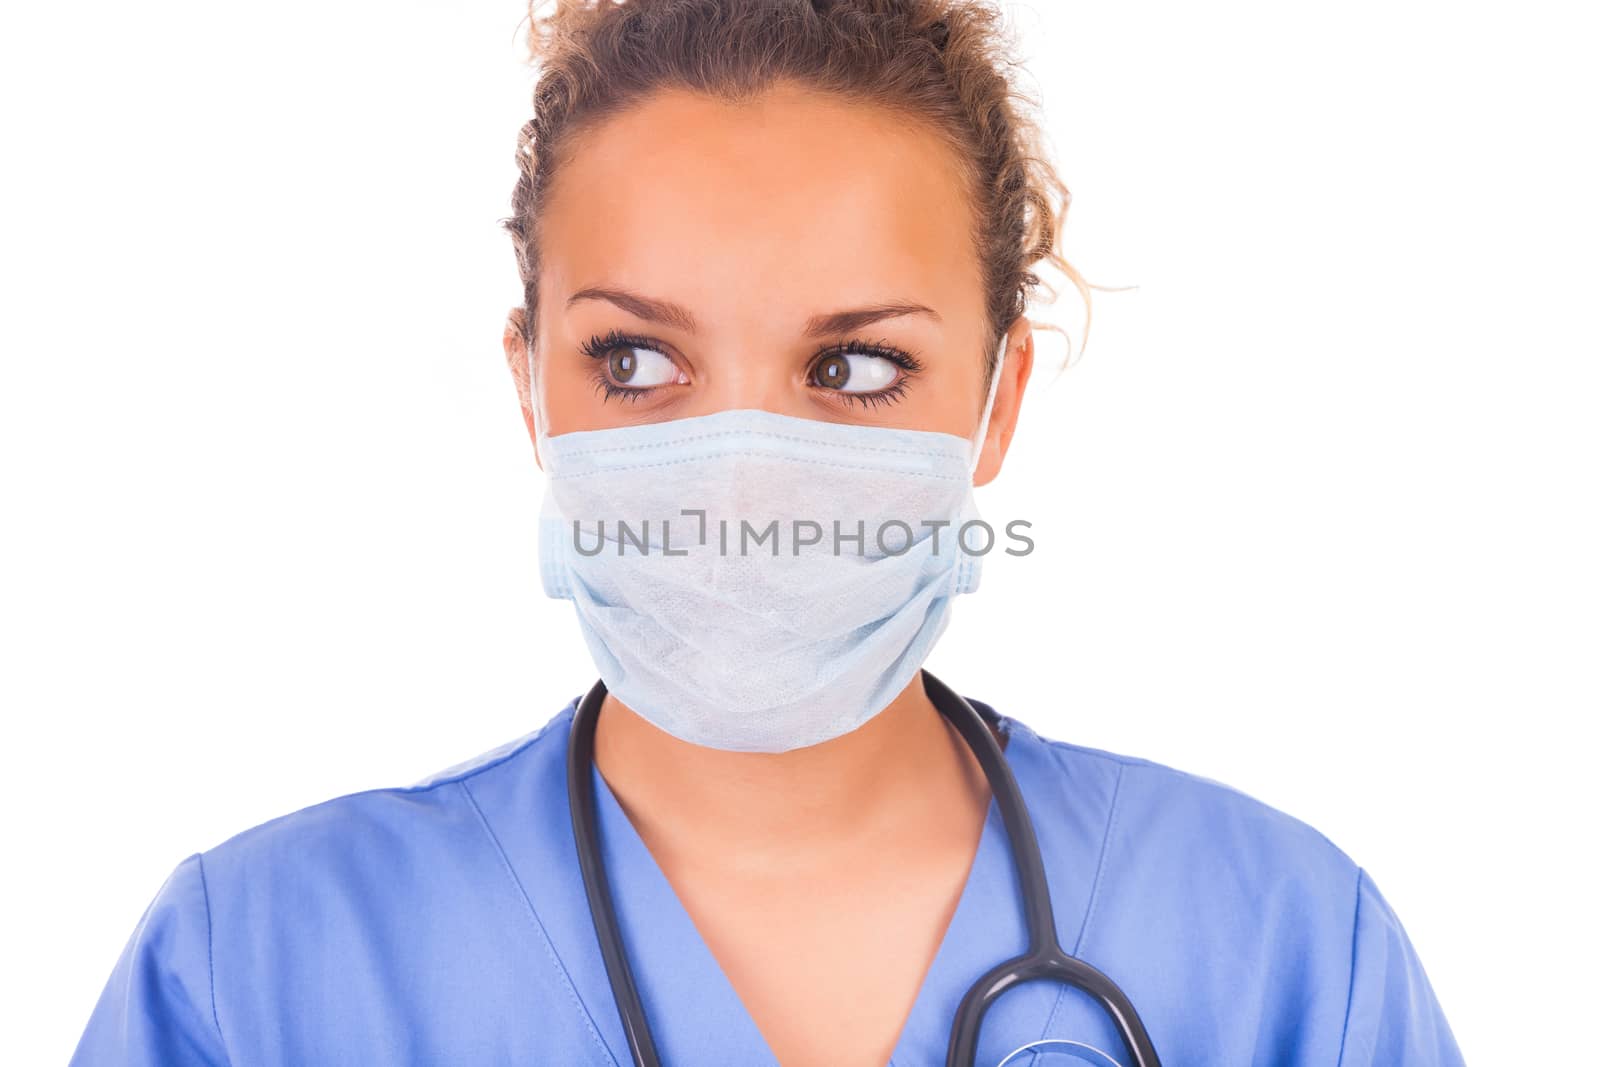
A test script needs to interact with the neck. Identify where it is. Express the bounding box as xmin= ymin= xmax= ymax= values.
xmin=592 ymin=670 xmax=999 ymax=871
